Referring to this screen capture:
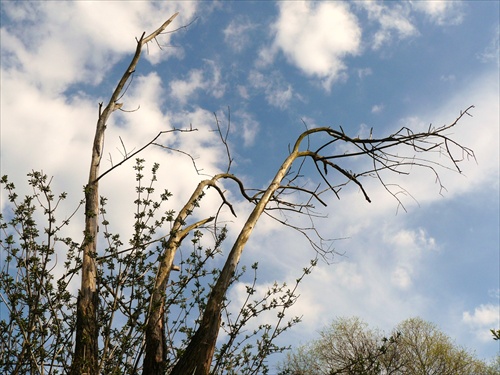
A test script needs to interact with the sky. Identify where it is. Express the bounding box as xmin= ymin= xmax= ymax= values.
xmin=1 ymin=0 xmax=499 ymax=371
